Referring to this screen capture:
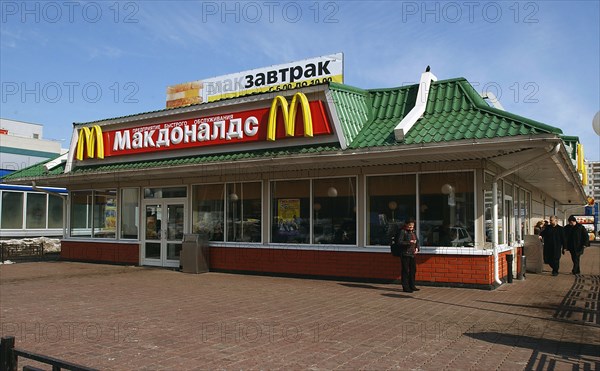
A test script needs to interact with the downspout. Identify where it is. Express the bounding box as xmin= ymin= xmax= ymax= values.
xmin=491 ymin=143 xmax=560 ymax=285
xmin=31 ymin=181 xmax=68 ymax=239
